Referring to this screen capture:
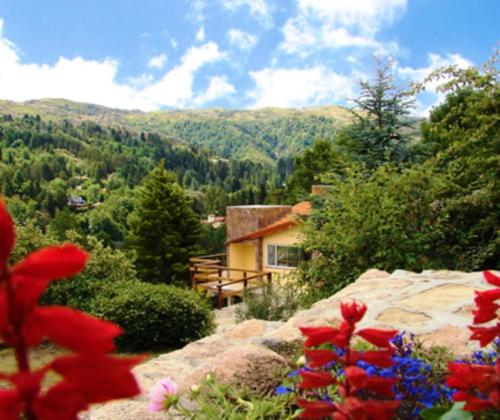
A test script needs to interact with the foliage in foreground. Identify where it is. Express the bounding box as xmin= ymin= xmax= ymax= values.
xmin=0 ymin=200 xmax=143 ymax=419
xmin=149 ymin=271 xmax=499 ymax=419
